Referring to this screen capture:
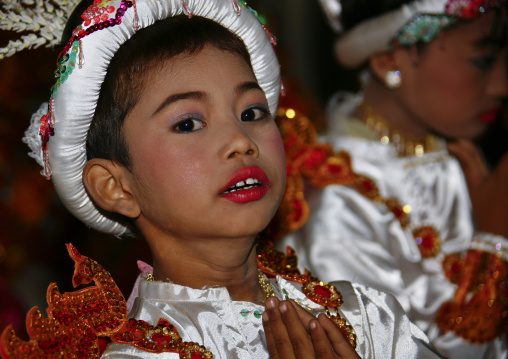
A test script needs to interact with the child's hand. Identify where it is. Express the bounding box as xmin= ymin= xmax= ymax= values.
xmin=448 ymin=139 xmax=508 ymax=238
xmin=262 ymin=297 xmax=360 ymax=358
